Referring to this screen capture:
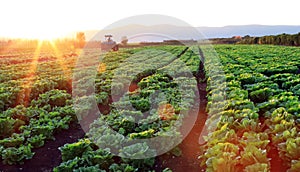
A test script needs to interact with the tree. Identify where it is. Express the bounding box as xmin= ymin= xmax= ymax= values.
xmin=121 ymin=36 xmax=128 ymax=45
xmin=76 ymin=32 xmax=86 ymax=48
xmin=253 ymin=37 xmax=259 ymax=44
